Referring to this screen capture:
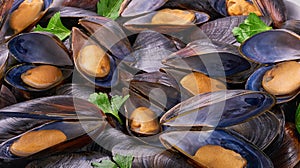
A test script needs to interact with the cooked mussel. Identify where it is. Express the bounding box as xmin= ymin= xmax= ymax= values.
xmin=242 ymin=29 xmax=300 ymax=103
xmin=125 ymin=72 xmax=180 ymax=137
xmin=208 ymin=0 xmax=286 ymax=27
xmin=0 ymin=95 xmax=106 ymax=160
xmin=123 ymin=9 xmax=210 ymax=33
xmin=163 ymin=39 xmax=258 ymax=84
xmin=71 ymin=16 xmax=134 ymax=88
xmin=129 ymin=107 xmax=160 ymax=135
xmin=159 ymin=130 xmax=273 ymax=167
xmin=0 ymin=0 xmax=54 ymax=43
xmin=5 ymin=32 xmax=72 ymax=100
xmin=72 ymin=27 xmax=118 ymax=88
xmin=158 ymin=90 xmax=276 ymax=167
